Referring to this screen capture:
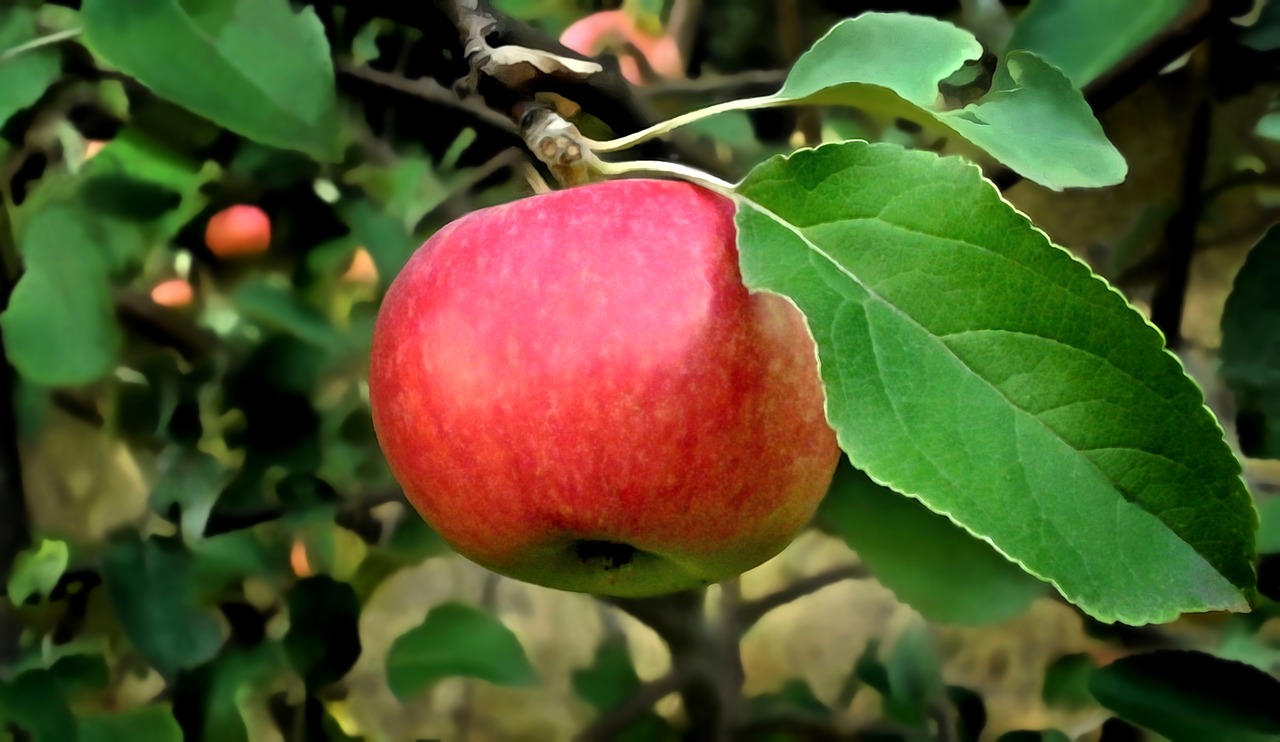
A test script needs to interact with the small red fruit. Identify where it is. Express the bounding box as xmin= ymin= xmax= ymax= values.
xmin=150 ymin=278 xmax=194 ymax=308
xmin=368 ymin=179 xmax=840 ymax=597
xmin=204 ymin=205 xmax=271 ymax=258
xmin=560 ymin=10 xmax=683 ymax=85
